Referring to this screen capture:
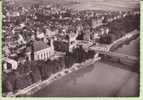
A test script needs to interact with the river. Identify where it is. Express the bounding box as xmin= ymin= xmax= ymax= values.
xmin=115 ymin=37 xmax=139 ymax=57
xmin=32 ymin=38 xmax=139 ymax=97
